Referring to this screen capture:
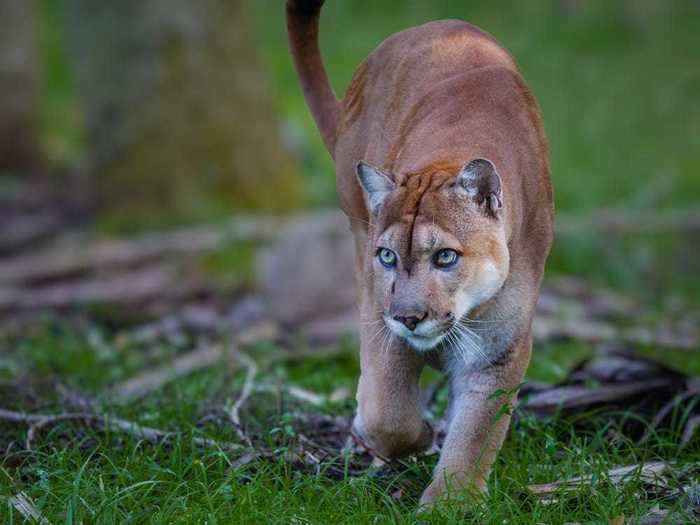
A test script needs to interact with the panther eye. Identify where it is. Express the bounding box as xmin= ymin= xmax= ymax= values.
xmin=433 ymin=248 xmax=459 ymax=268
xmin=377 ymin=248 xmax=397 ymax=268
